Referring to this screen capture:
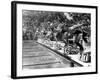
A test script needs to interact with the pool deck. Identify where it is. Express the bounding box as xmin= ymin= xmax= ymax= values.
xmin=37 ymin=39 xmax=91 ymax=67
